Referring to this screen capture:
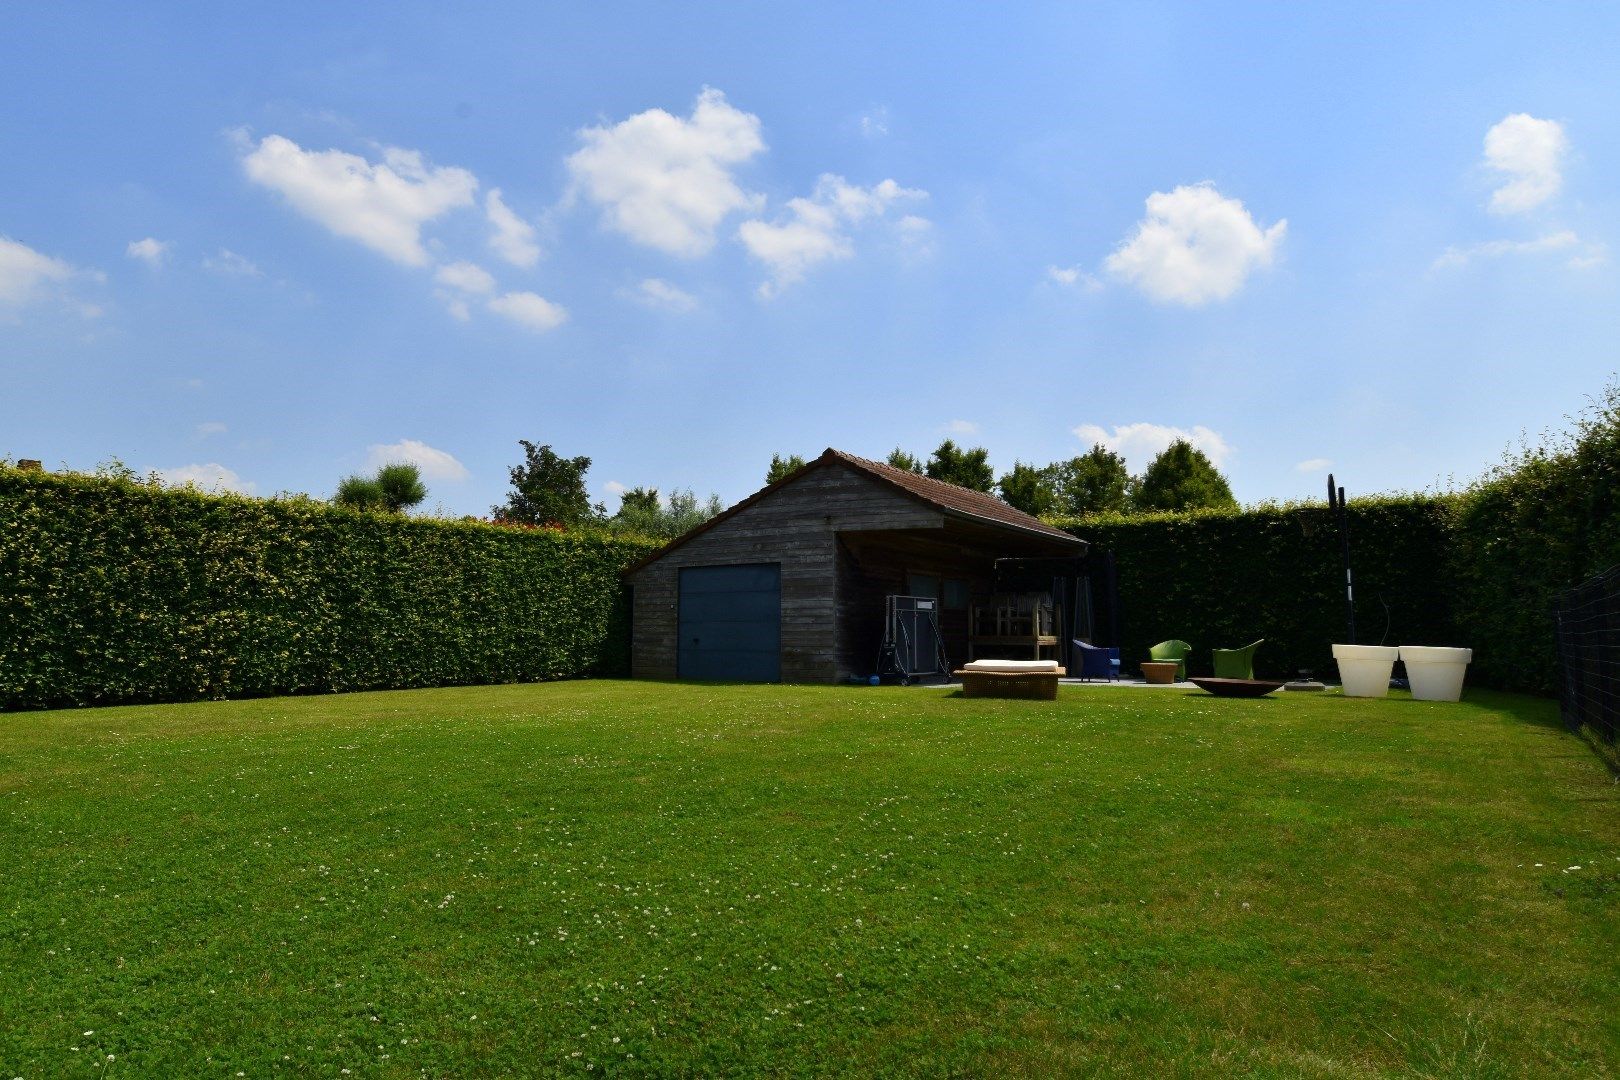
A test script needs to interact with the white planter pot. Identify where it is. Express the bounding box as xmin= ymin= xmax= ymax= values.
xmin=1399 ymin=646 xmax=1473 ymax=702
xmin=1332 ymin=644 xmax=1400 ymax=698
